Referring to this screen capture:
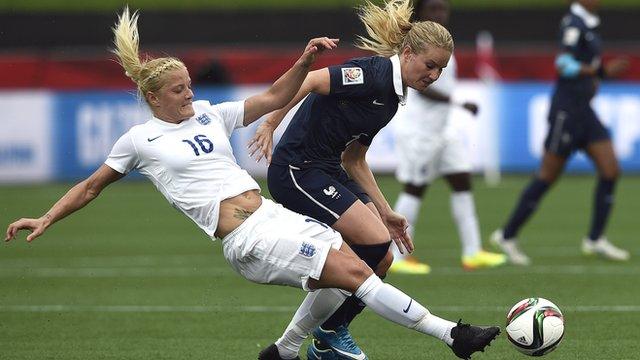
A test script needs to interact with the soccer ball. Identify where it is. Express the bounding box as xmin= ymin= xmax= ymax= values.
xmin=506 ymin=297 xmax=565 ymax=356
